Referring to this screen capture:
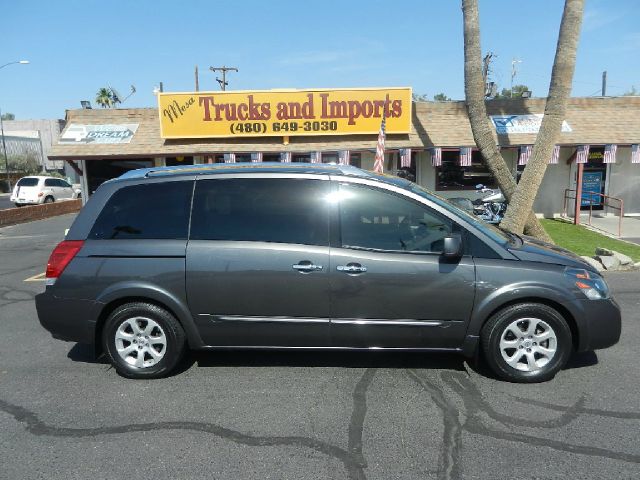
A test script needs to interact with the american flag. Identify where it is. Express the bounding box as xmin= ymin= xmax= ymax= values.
xmin=224 ymin=153 xmax=236 ymax=163
xmin=548 ymin=145 xmax=560 ymax=164
xmin=576 ymin=145 xmax=590 ymax=164
xmin=603 ymin=144 xmax=617 ymax=164
xmin=338 ymin=150 xmax=350 ymax=165
xmin=280 ymin=151 xmax=292 ymax=163
xmin=310 ymin=151 xmax=322 ymax=163
xmin=518 ymin=145 xmax=532 ymax=166
xmin=373 ymin=113 xmax=386 ymax=173
xmin=251 ymin=152 xmax=263 ymax=163
xmin=459 ymin=147 xmax=473 ymax=167
xmin=632 ymin=144 xmax=640 ymax=164
xmin=431 ymin=147 xmax=442 ymax=166
xmin=399 ymin=148 xmax=412 ymax=168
